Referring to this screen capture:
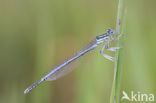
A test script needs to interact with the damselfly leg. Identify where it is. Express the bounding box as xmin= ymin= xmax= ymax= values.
xmin=100 ymin=36 xmax=120 ymax=62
